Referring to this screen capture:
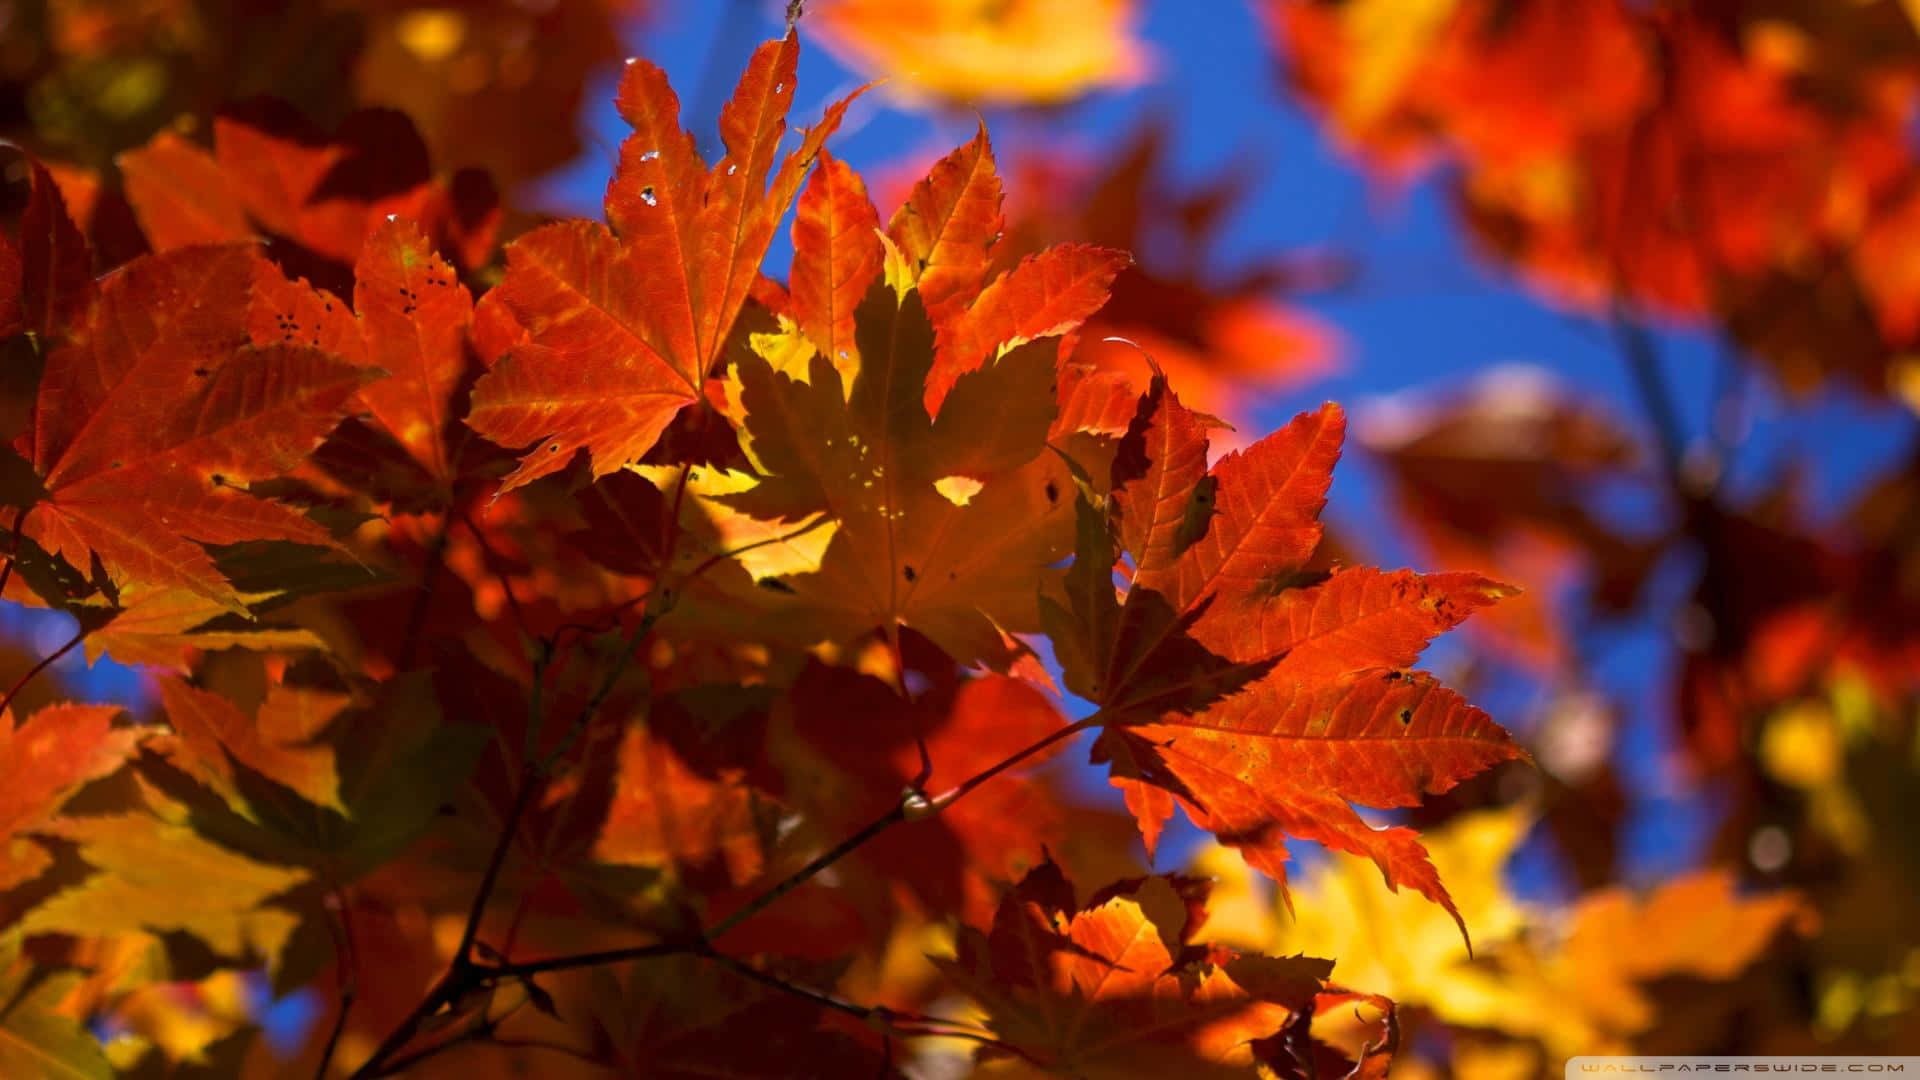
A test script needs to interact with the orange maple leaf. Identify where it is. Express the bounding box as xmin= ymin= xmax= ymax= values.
xmin=1046 ymin=376 xmax=1525 ymax=937
xmin=935 ymin=858 xmax=1334 ymax=1077
xmin=466 ymin=33 xmax=866 ymax=492
xmin=19 ymin=245 xmax=376 ymax=610
xmin=0 ymin=703 xmax=138 ymax=891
